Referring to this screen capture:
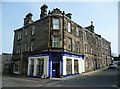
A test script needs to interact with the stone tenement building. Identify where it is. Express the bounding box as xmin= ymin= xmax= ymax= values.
xmin=12 ymin=4 xmax=111 ymax=78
